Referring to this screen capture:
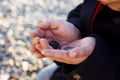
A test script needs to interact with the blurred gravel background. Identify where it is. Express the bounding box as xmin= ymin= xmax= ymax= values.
xmin=0 ymin=0 xmax=82 ymax=80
